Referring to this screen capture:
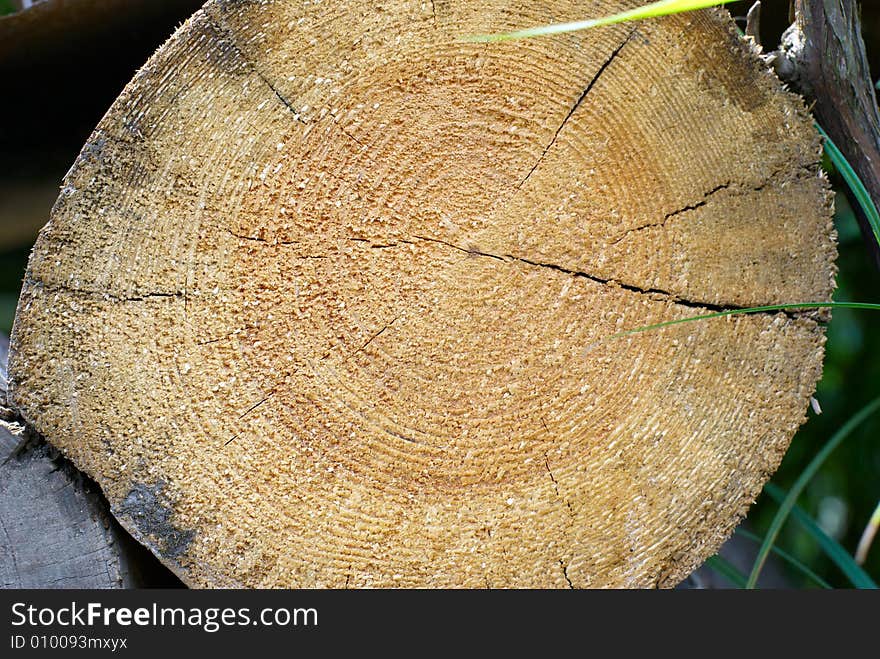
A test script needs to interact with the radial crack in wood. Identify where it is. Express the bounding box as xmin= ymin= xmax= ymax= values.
xmin=7 ymin=1 xmax=836 ymax=588
xmin=516 ymin=28 xmax=638 ymax=191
